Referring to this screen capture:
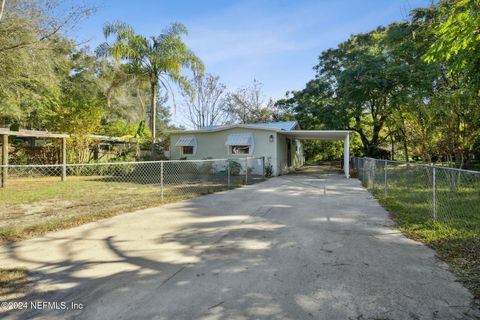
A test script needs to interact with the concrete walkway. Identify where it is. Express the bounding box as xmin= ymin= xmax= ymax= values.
xmin=1 ymin=170 xmax=478 ymax=319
